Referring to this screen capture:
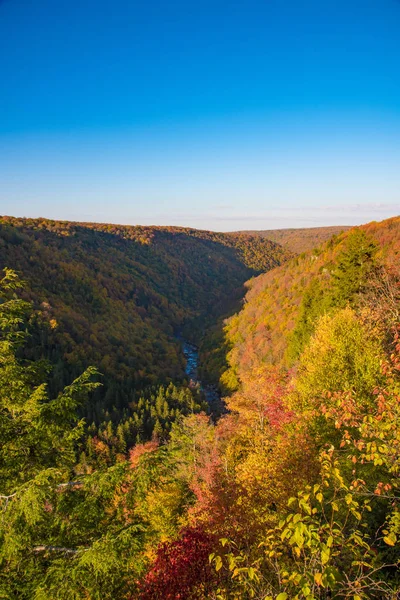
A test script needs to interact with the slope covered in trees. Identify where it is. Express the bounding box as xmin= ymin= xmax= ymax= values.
xmin=0 ymin=216 xmax=291 ymax=423
xmin=222 ymin=217 xmax=400 ymax=390
xmin=240 ymin=225 xmax=352 ymax=254
xmin=1 ymin=216 xmax=399 ymax=598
